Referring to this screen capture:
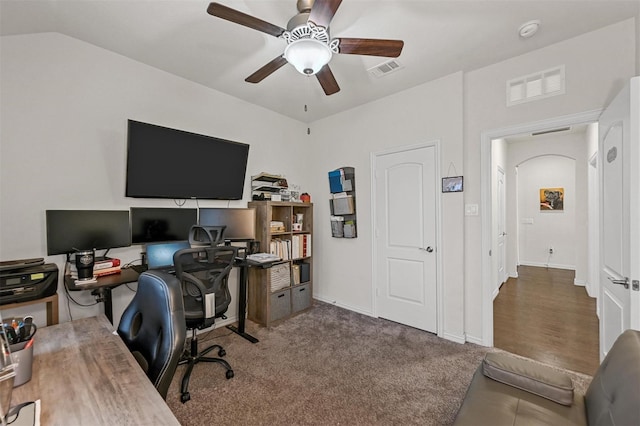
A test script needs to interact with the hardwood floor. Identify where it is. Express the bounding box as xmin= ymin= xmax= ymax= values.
xmin=493 ymin=265 xmax=599 ymax=376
